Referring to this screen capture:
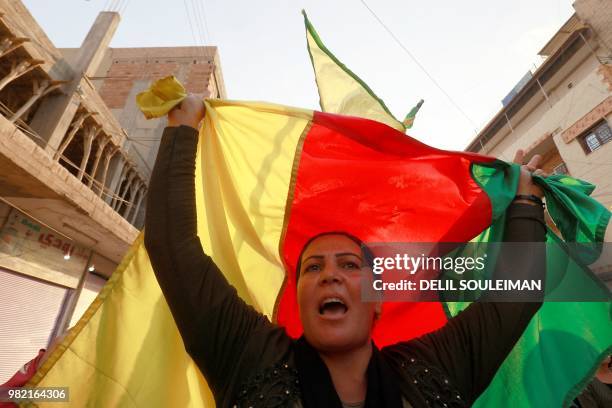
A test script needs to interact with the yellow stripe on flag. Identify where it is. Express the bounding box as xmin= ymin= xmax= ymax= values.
xmin=197 ymin=99 xmax=312 ymax=316
xmin=27 ymin=79 xmax=313 ymax=406
xmin=304 ymin=12 xmax=405 ymax=132
xmin=28 ymin=235 xmax=215 ymax=407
